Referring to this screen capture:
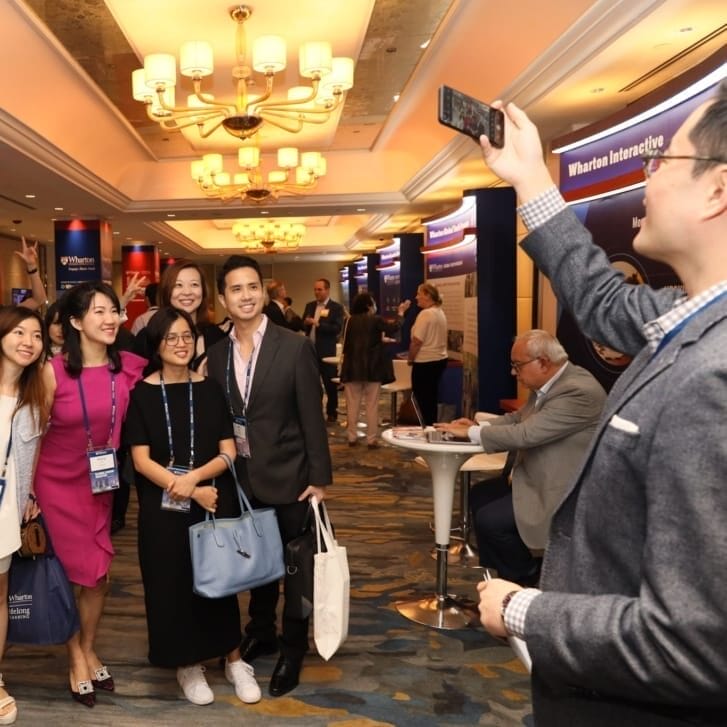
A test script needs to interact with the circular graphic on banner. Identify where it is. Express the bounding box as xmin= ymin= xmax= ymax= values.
xmin=587 ymin=258 xmax=646 ymax=371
